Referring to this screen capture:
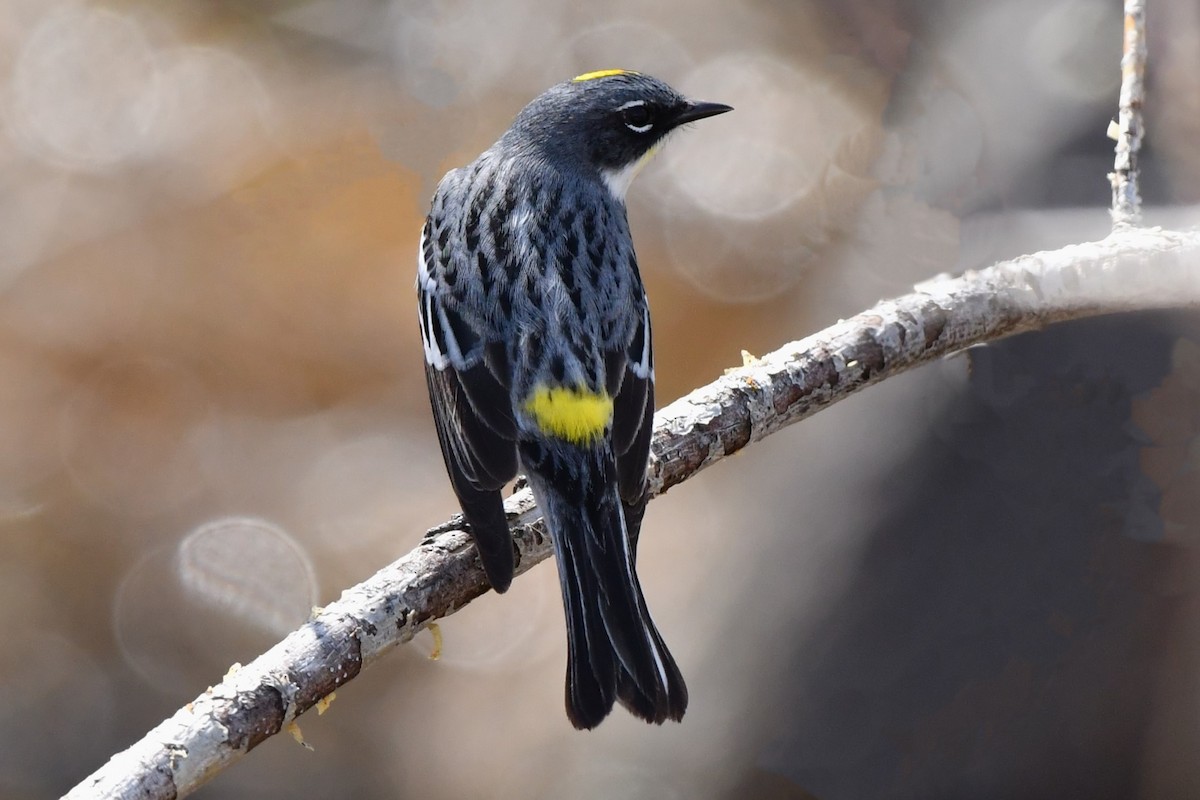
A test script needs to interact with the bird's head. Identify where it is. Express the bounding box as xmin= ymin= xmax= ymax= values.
xmin=504 ymin=69 xmax=732 ymax=200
